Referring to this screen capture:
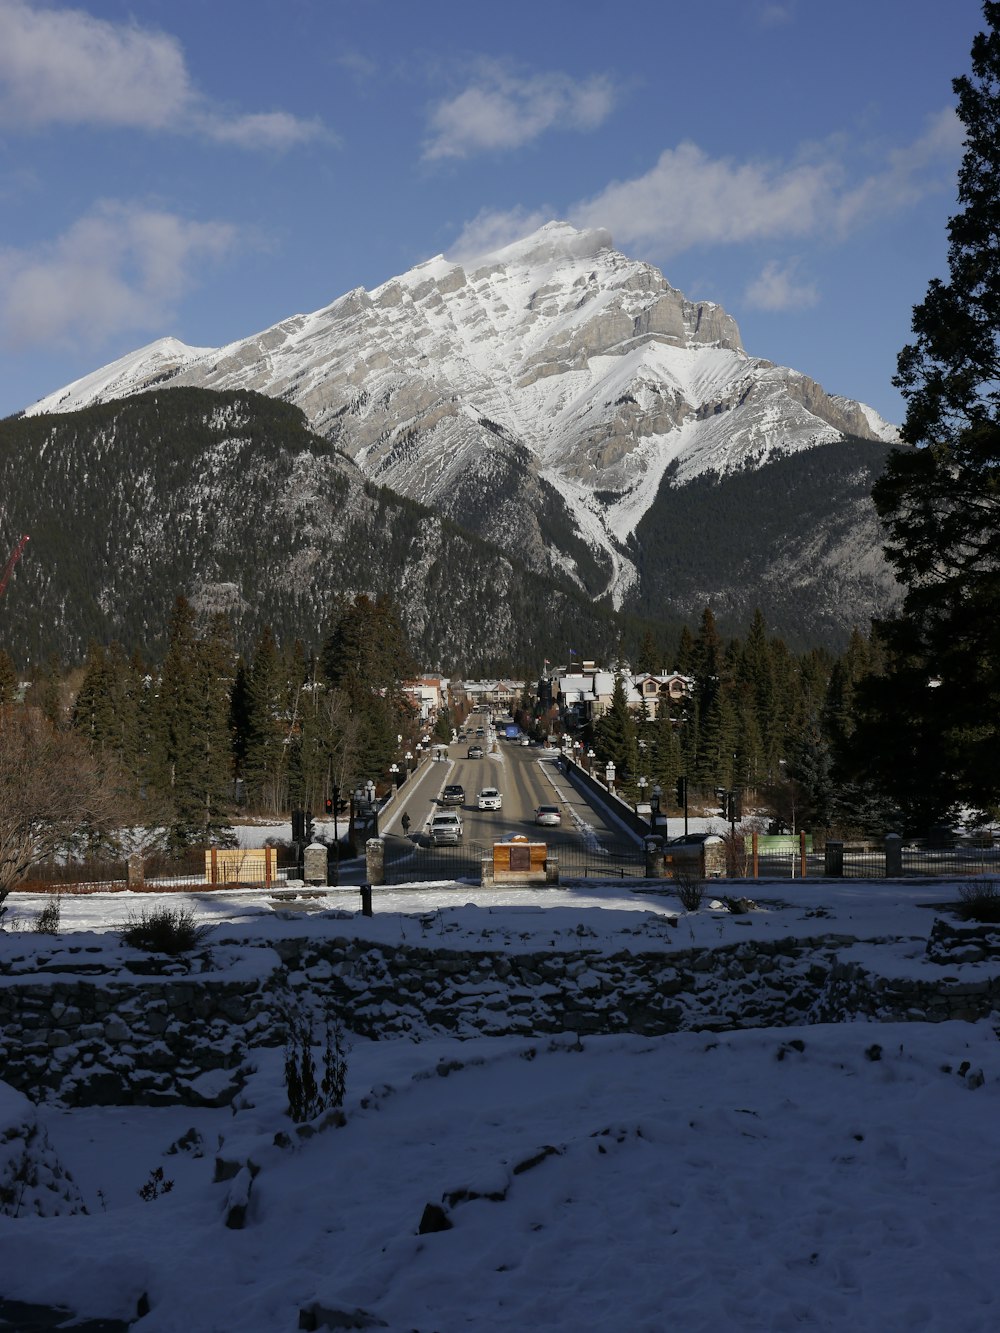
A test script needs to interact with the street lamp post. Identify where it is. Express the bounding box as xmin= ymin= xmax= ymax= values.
xmin=586 ymin=748 xmax=595 ymax=773
xmin=605 ymin=760 xmax=616 ymax=791
xmin=331 ymin=784 xmax=341 ymax=885
xmin=405 ymin=749 xmax=414 ymax=773
xmin=636 ymin=774 xmax=648 ymax=811
xmin=651 ymin=783 xmax=662 ymax=830
xmin=389 ymin=762 xmax=399 ymax=791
